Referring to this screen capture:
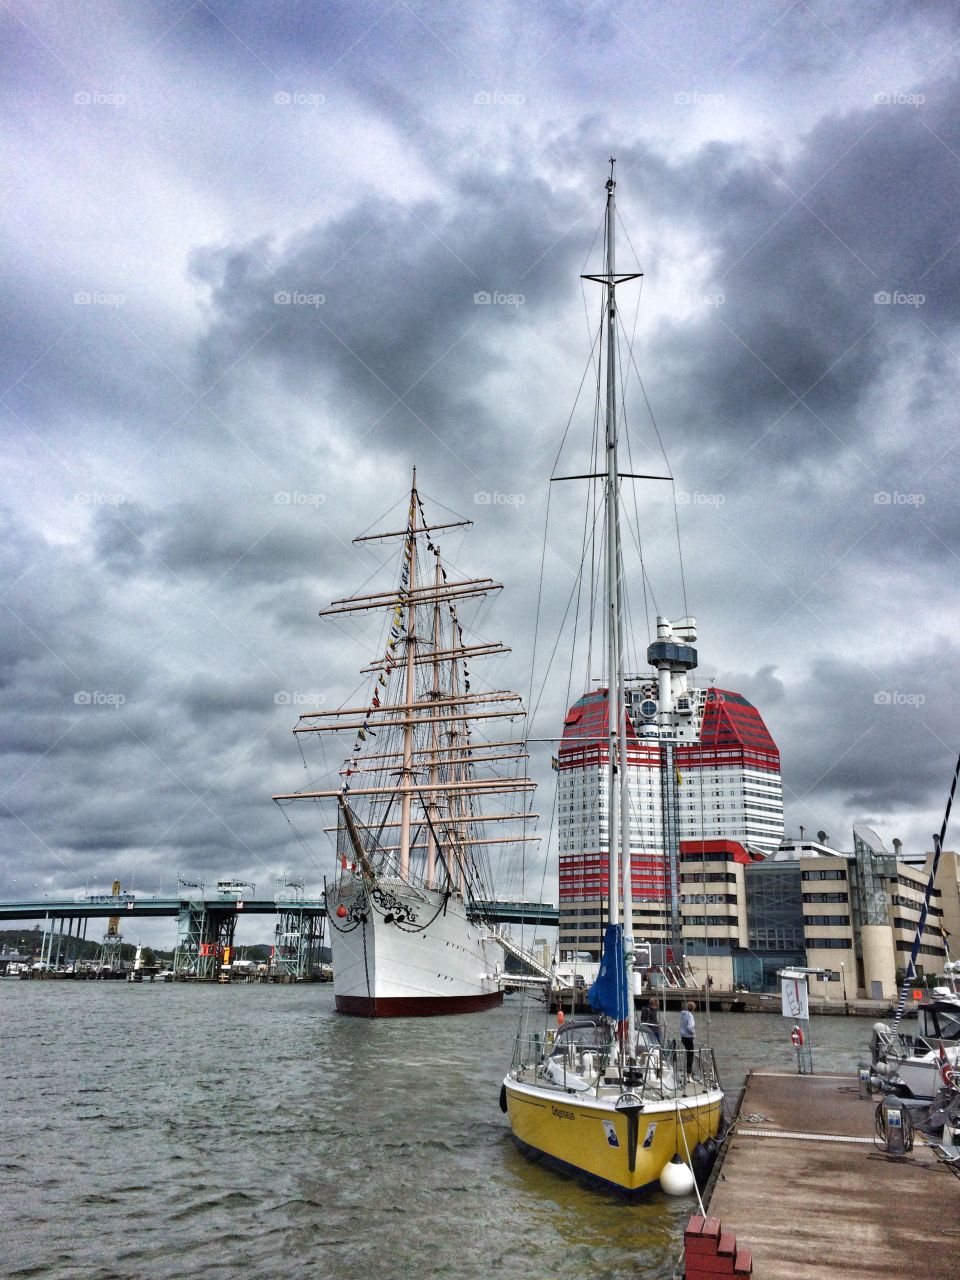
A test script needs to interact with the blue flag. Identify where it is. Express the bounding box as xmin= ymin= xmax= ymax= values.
xmin=588 ymin=924 xmax=629 ymax=1022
